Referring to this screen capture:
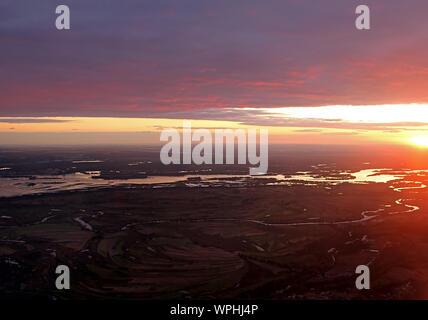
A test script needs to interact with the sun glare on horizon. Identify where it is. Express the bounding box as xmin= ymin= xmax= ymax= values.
xmin=409 ymin=136 xmax=428 ymax=148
